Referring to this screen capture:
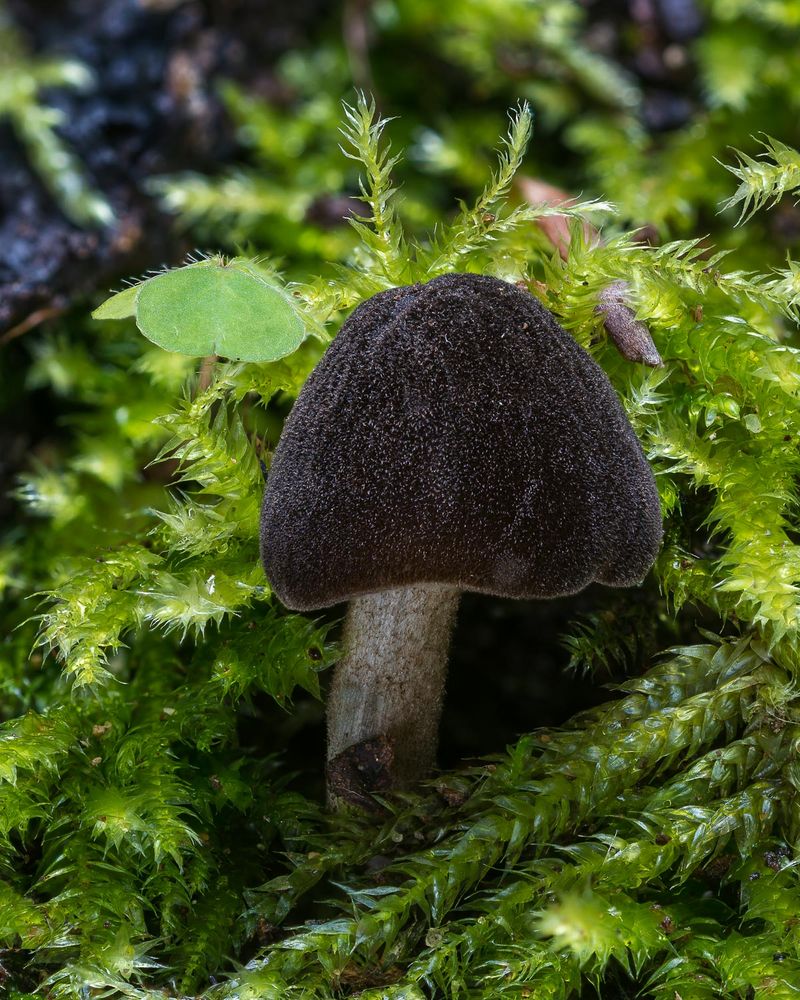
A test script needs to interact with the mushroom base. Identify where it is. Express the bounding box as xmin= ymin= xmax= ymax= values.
xmin=326 ymin=585 xmax=461 ymax=808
